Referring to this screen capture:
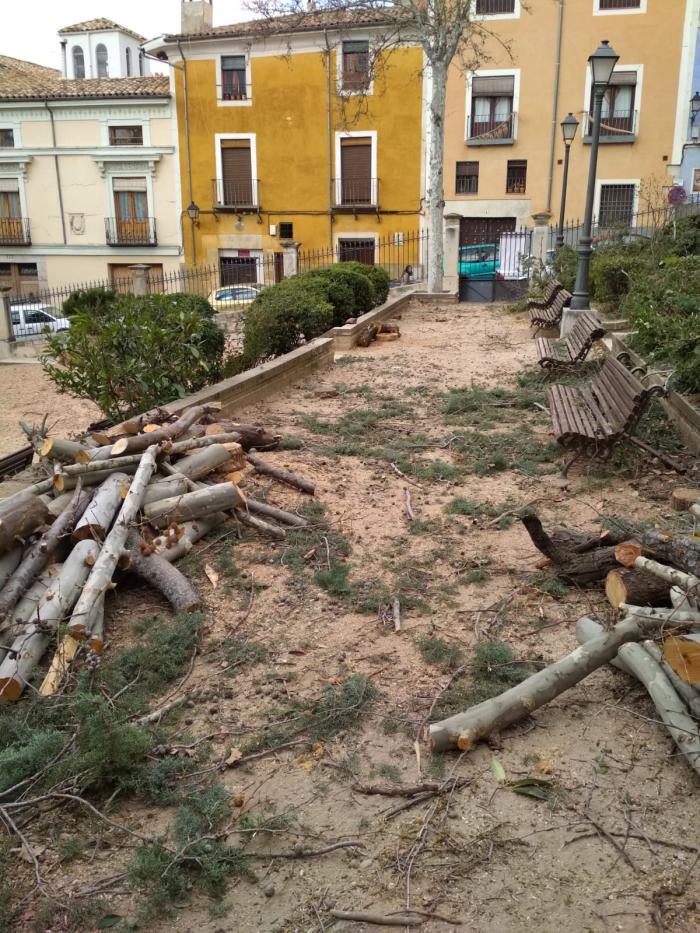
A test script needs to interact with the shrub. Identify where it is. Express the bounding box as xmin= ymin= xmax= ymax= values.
xmin=551 ymin=245 xmax=577 ymax=291
xmin=304 ymin=266 xmax=373 ymax=324
xmin=241 ymin=277 xmax=333 ymax=363
xmin=589 ymin=247 xmax=650 ymax=306
xmin=656 ymin=213 xmax=700 ymax=258
xmin=336 ymin=261 xmax=390 ymax=306
xmin=42 ymin=292 xmax=225 ymax=419
xmin=61 ymin=286 xmax=118 ymax=317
